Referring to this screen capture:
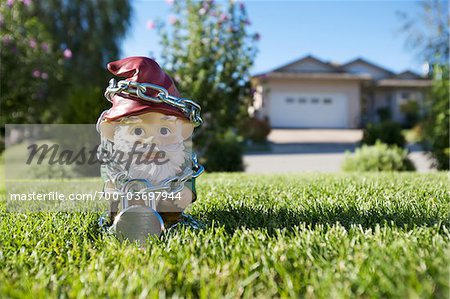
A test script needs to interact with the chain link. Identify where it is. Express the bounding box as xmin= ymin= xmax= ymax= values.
xmin=105 ymin=79 xmax=203 ymax=127
xmin=108 ymin=153 xmax=203 ymax=197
